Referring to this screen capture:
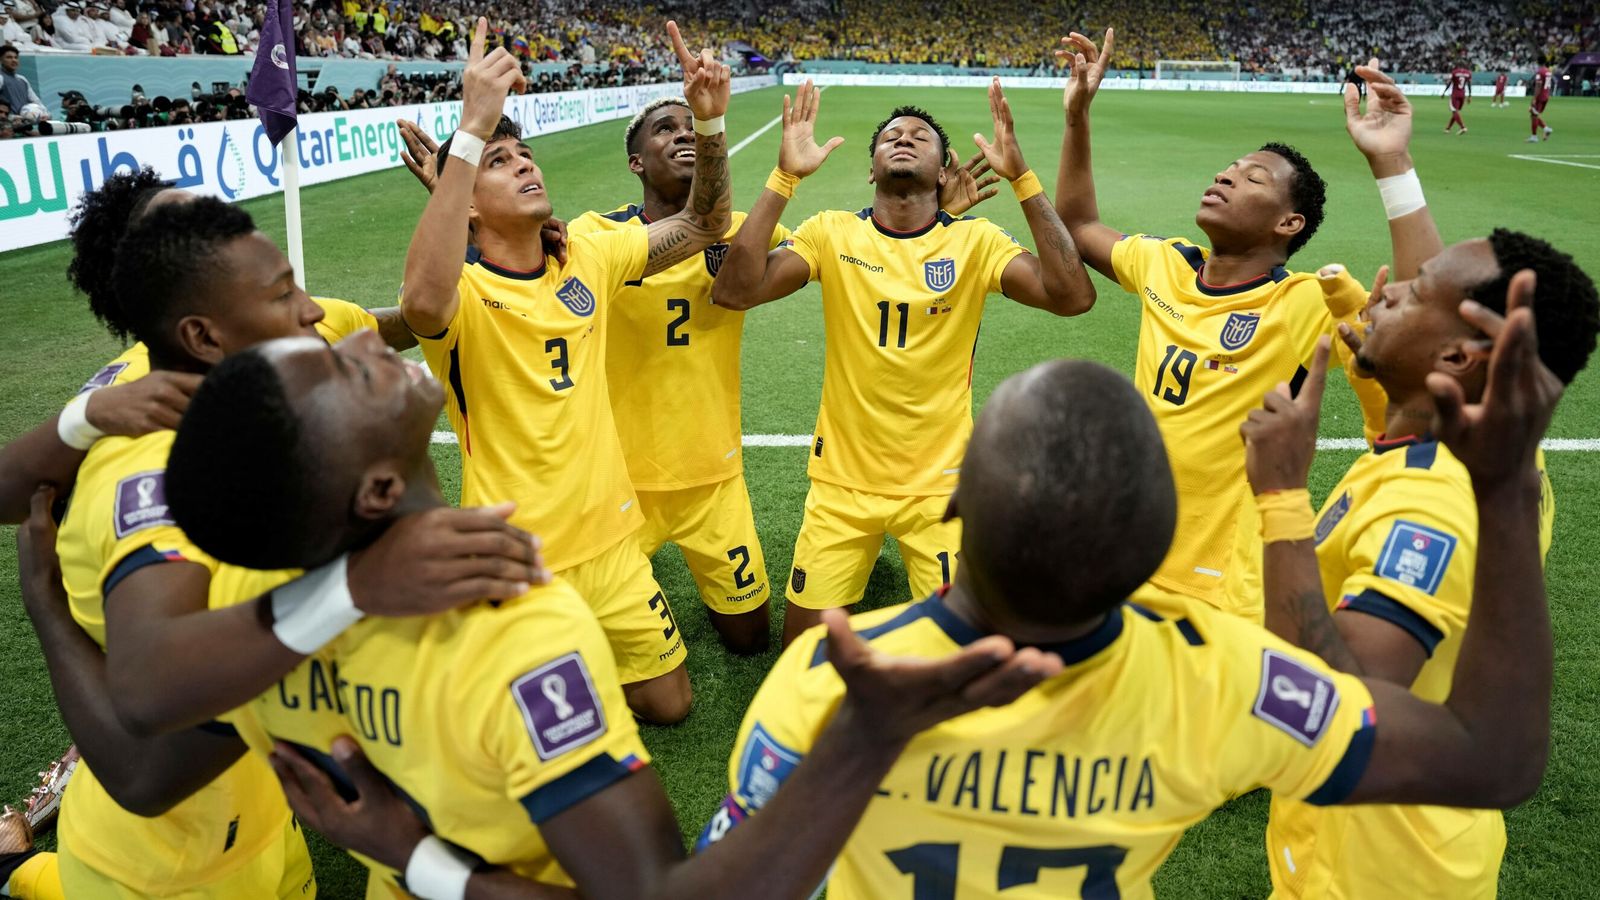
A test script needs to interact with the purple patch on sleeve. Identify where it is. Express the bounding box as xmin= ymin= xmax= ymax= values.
xmin=1252 ymin=649 xmax=1342 ymax=747
xmin=113 ymin=470 xmax=174 ymax=538
xmin=78 ymin=362 xmax=130 ymax=395
xmin=511 ymin=653 xmax=607 ymax=761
